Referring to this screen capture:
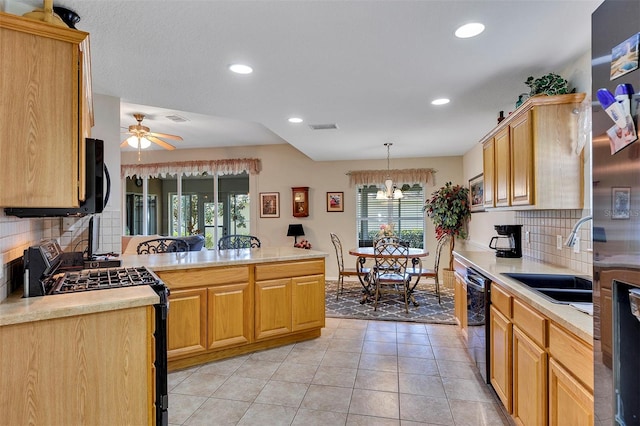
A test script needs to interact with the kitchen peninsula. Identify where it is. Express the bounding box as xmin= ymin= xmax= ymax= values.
xmin=119 ymin=246 xmax=327 ymax=371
